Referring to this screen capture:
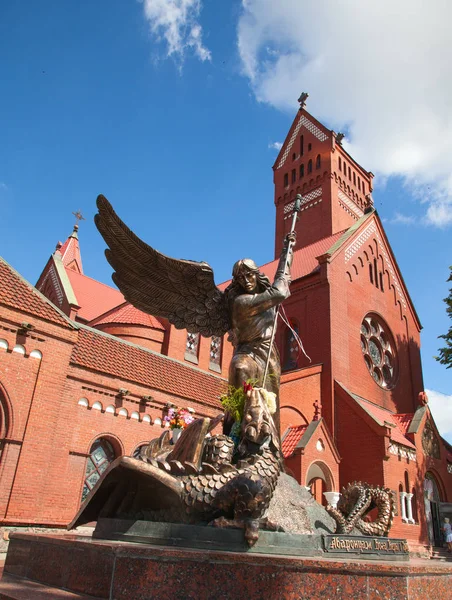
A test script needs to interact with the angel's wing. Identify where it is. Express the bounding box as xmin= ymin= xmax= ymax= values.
xmin=94 ymin=195 xmax=230 ymax=337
